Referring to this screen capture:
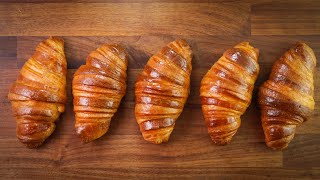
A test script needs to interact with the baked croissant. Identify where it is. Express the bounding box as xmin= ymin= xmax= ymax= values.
xmin=73 ymin=44 xmax=128 ymax=143
xmin=135 ymin=39 xmax=192 ymax=144
xmin=259 ymin=42 xmax=316 ymax=150
xmin=200 ymin=42 xmax=259 ymax=145
xmin=8 ymin=37 xmax=67 ymax=148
